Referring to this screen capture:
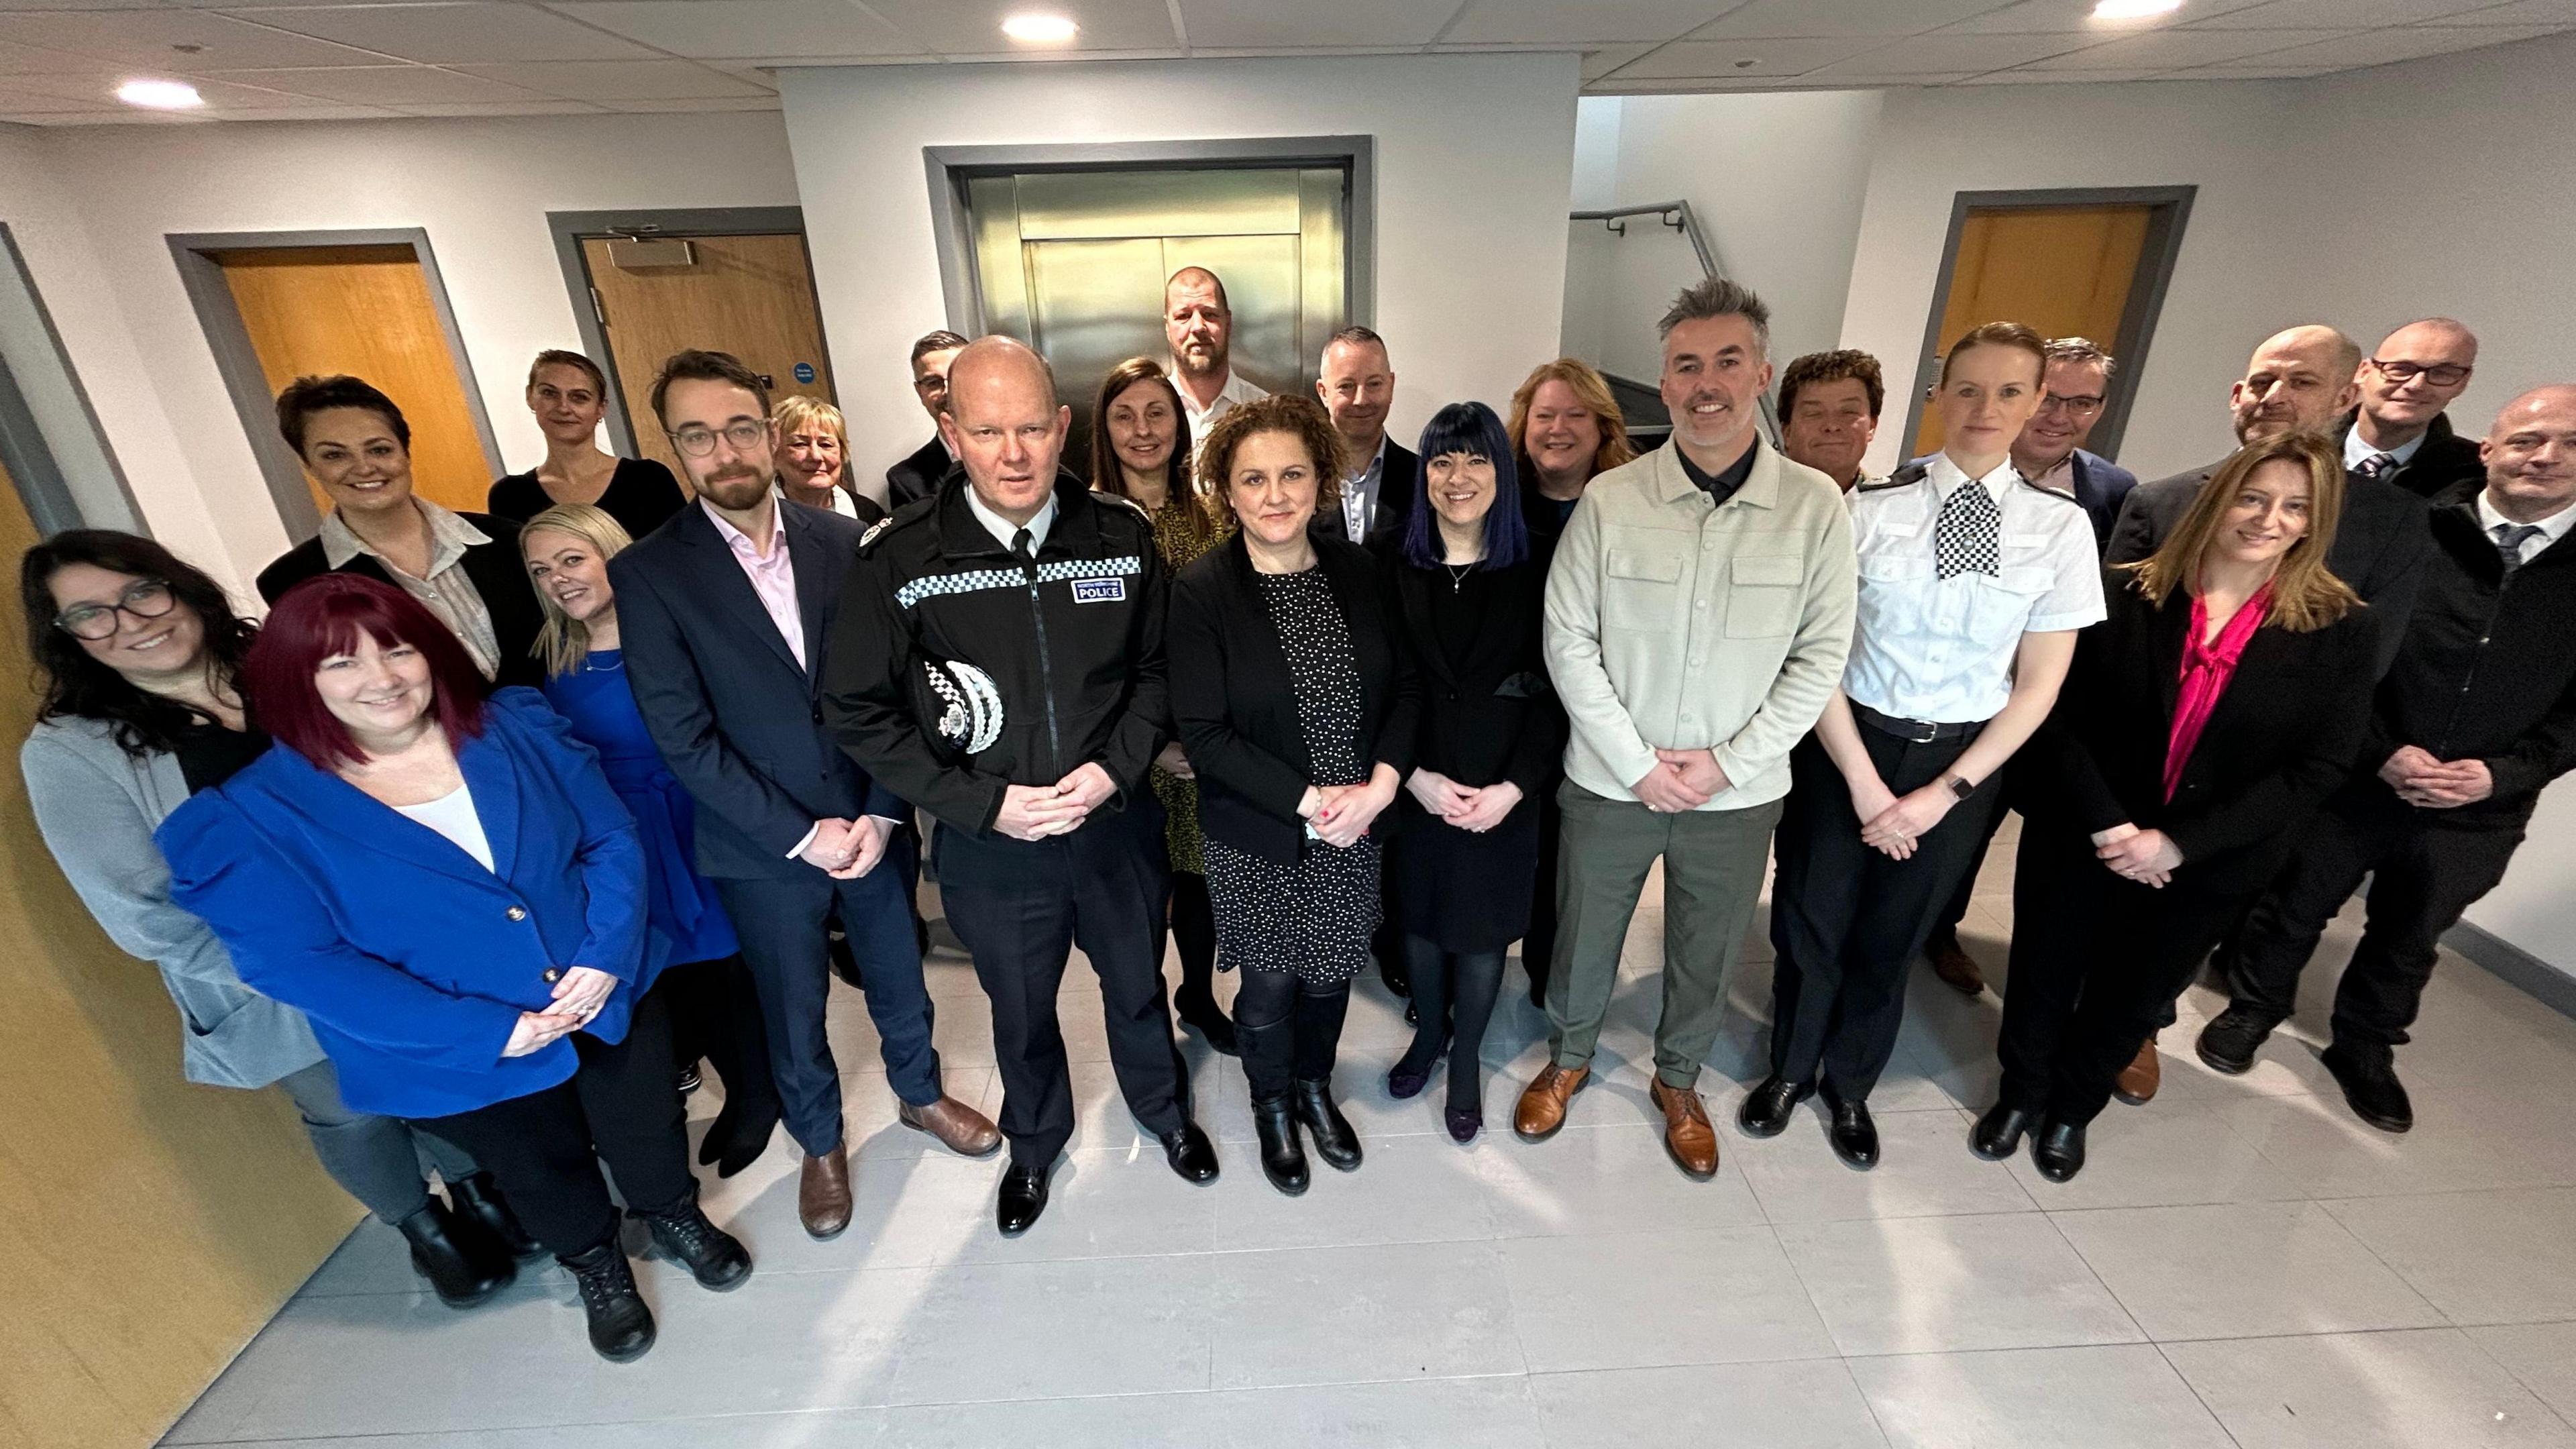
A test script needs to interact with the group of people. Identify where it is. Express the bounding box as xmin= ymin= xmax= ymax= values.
xmin=21 ymin=258 xmax=2573 ymax=1363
